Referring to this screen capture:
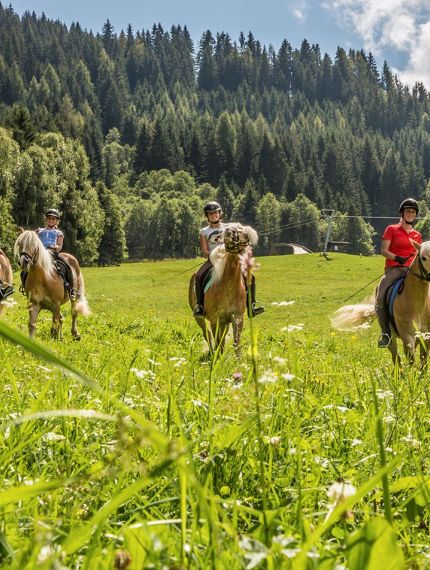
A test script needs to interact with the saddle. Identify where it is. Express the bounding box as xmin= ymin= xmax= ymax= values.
xmin=203 ymin=267 xmax=214 ymax=293
xmin=386 ymin=275 xmax=406 ymax=335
